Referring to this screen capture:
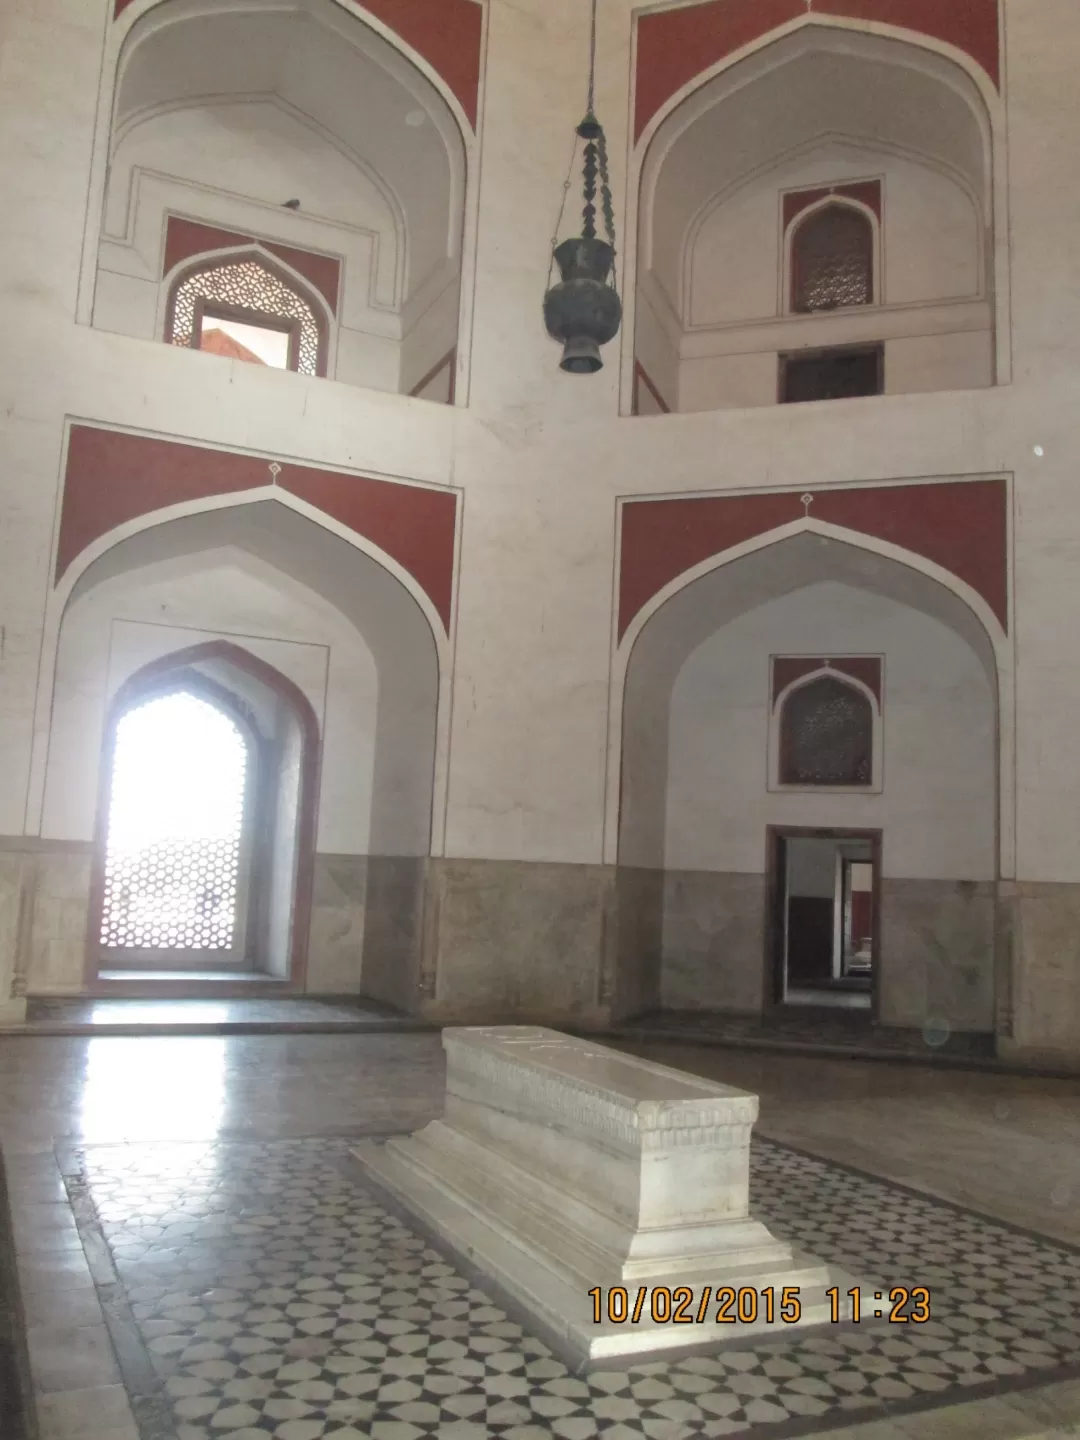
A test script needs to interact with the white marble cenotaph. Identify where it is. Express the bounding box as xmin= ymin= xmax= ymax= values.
xmin=354 ymin=1026 xmax=870 ymax=1361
